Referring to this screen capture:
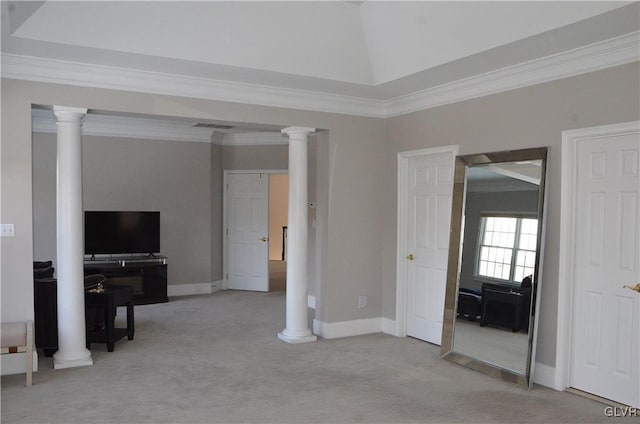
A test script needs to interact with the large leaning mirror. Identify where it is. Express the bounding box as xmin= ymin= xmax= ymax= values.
xmin=441 ymin=147 xmax=547 ymax=387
